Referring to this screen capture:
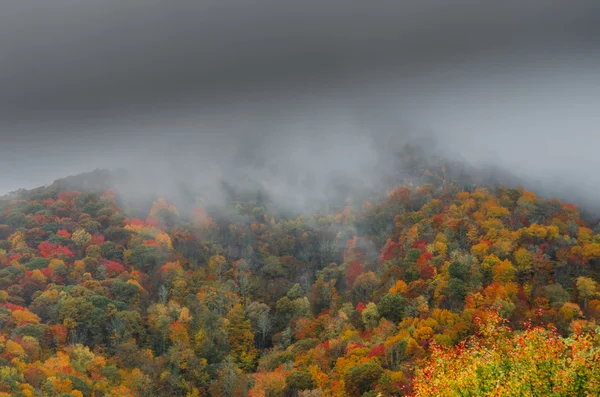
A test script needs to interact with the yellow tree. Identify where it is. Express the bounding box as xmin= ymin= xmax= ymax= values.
xmin=226 ymin=304 xmax=258 ymax=372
